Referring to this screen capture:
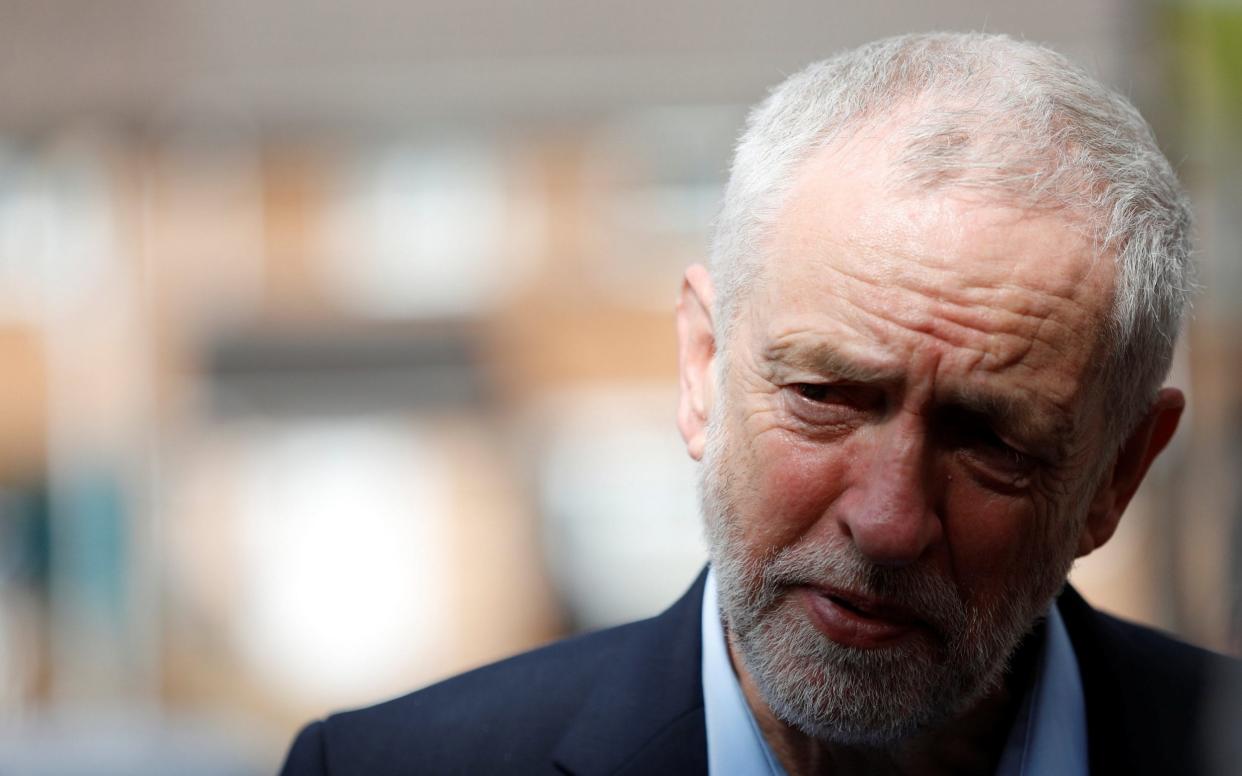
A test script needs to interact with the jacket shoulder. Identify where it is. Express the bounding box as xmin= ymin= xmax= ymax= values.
xmin=279 ymin=569 xmax=710 ymax=776
xmin=299 ymin=619 xmax=653 ymax=775
xmin=1058 ymin=587 xmax=1242 ymax=776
